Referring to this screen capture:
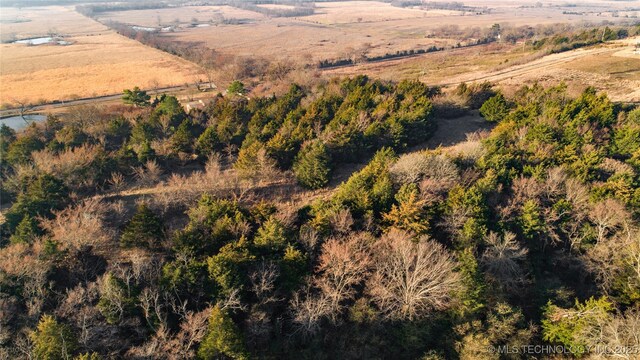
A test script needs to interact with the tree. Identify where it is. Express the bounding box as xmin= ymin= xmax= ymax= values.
xmin=4 ymin=173 xmax=69 ymax=233
xmin=227 ymin=81 xmax=246 ymax=96
xmin=122 ymin=87 xmax=151 ymax=107
xmin=171 ymin=119 xmax=194 ymax=154
xmin=542 ymin=297 xmax=613 ymax=355
xmin=293 ymin=140 xmax=332 ymax=189
xmin=207 ymin=238 xmax=255 ymax=296
xmin=0 ymin=123 xmax=16 ymax=162
xmin=315 ymin=234 xmax=372 ymax=321
xmin=10 ymin=215 xmax=42 ymax=245
xmin=368 ymin=229 xmax=461 ymax=320
xmin=30 ymin=315 xmax=78 ymax=360
xmin=5 ymin=134 xmax=44 ymax=165
xmin=198 ymin=305 xmax=248 ymax=360
xmin=254 ymin=217 xmax=288 ymax=250
xmin=479 ymin=93 xmax=510 ymax=122
xmin=383 ymin=183 xmax=430 ymax=234
xmin=137 ymin=140 xmax=156 ymax=163
xmin=520 ymin=200 xmax=543 ymax=240
xmin=196 ymin=126 xmax=222 ymax=156
xmin=480 ymin=231 xmax=528 ymax=292
xmin=120 ymin=204 xmax=165 ymax=248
